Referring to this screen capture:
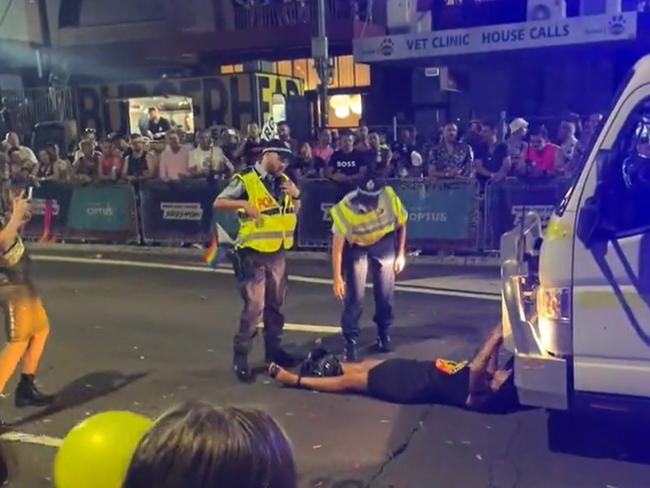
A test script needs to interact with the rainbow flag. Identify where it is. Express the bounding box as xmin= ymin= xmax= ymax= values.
xmin=203 ymin=224 xmax=234 ymax=268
